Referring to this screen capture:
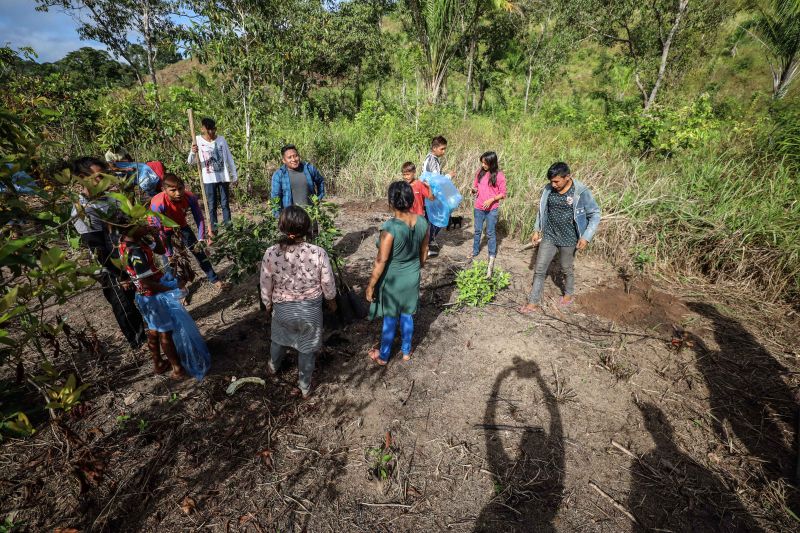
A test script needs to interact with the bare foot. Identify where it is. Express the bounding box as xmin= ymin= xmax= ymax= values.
xmin=518 ymin=303 xmax=541 ymax=315
xmin=559 ymin=295 xmax=574 ymax=307
xmin=153 ymin=359 xmax=170 ymax=374
xmin=368 ymin=348 xmax=388 ymax=366
xmin=214 ymin=280 xmax=231 ymax=290
xmin=170 ymin=367 xmax=187 ymax=379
